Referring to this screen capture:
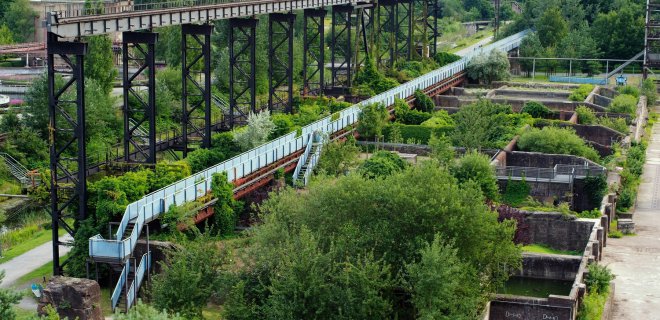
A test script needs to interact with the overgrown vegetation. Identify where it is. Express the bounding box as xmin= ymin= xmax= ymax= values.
xmin=578 ymin=264 xmax=615 ymax=320
xmin=608 ymin=94 xmax=638 ymax=116
xmin=517 ymin=127 xmax=600 ymax=161
xmin=466 ymin=49 xmax=510 ymax=84
xmin=618 ymin=142 xmax=647 ymax=212
xmin=569 ymin=85 xmax=595 ymax=102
